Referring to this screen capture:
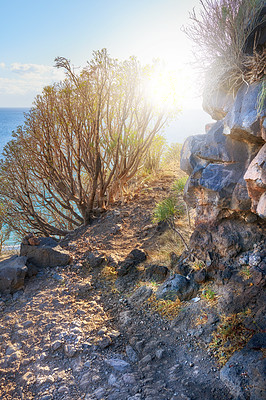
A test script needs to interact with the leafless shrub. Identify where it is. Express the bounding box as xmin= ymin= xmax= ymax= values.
xmin=184 ymin=0 xmax=265 ymax=93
